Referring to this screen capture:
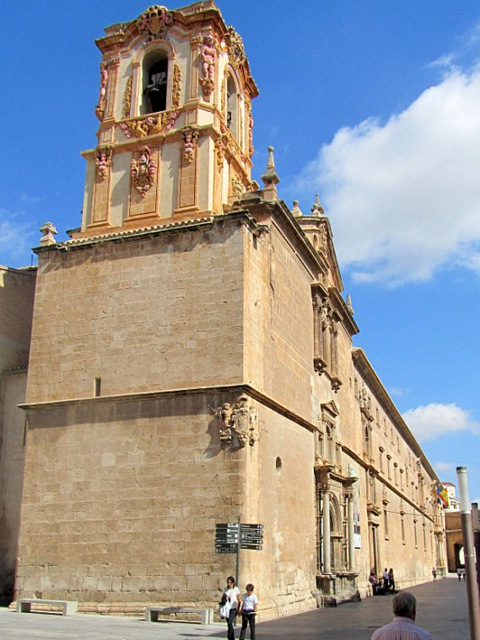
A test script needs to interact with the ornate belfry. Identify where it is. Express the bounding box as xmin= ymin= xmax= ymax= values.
xmin=314 ymin=401 xmax=358 ymax=595
xmin=76 ymin=2 xmax=258 ymax=238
